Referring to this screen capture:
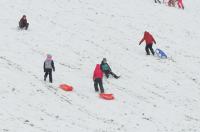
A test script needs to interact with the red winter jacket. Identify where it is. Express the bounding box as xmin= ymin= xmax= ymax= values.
xmin=93 ymin=64 xmax=103 ymax=80
xmin=139 ymin=31 xmax=156 ymax=45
